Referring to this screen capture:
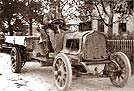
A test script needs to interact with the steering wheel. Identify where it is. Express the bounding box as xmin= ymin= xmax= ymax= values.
xmin=50 ymin=19 xmax=66 ymax=31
